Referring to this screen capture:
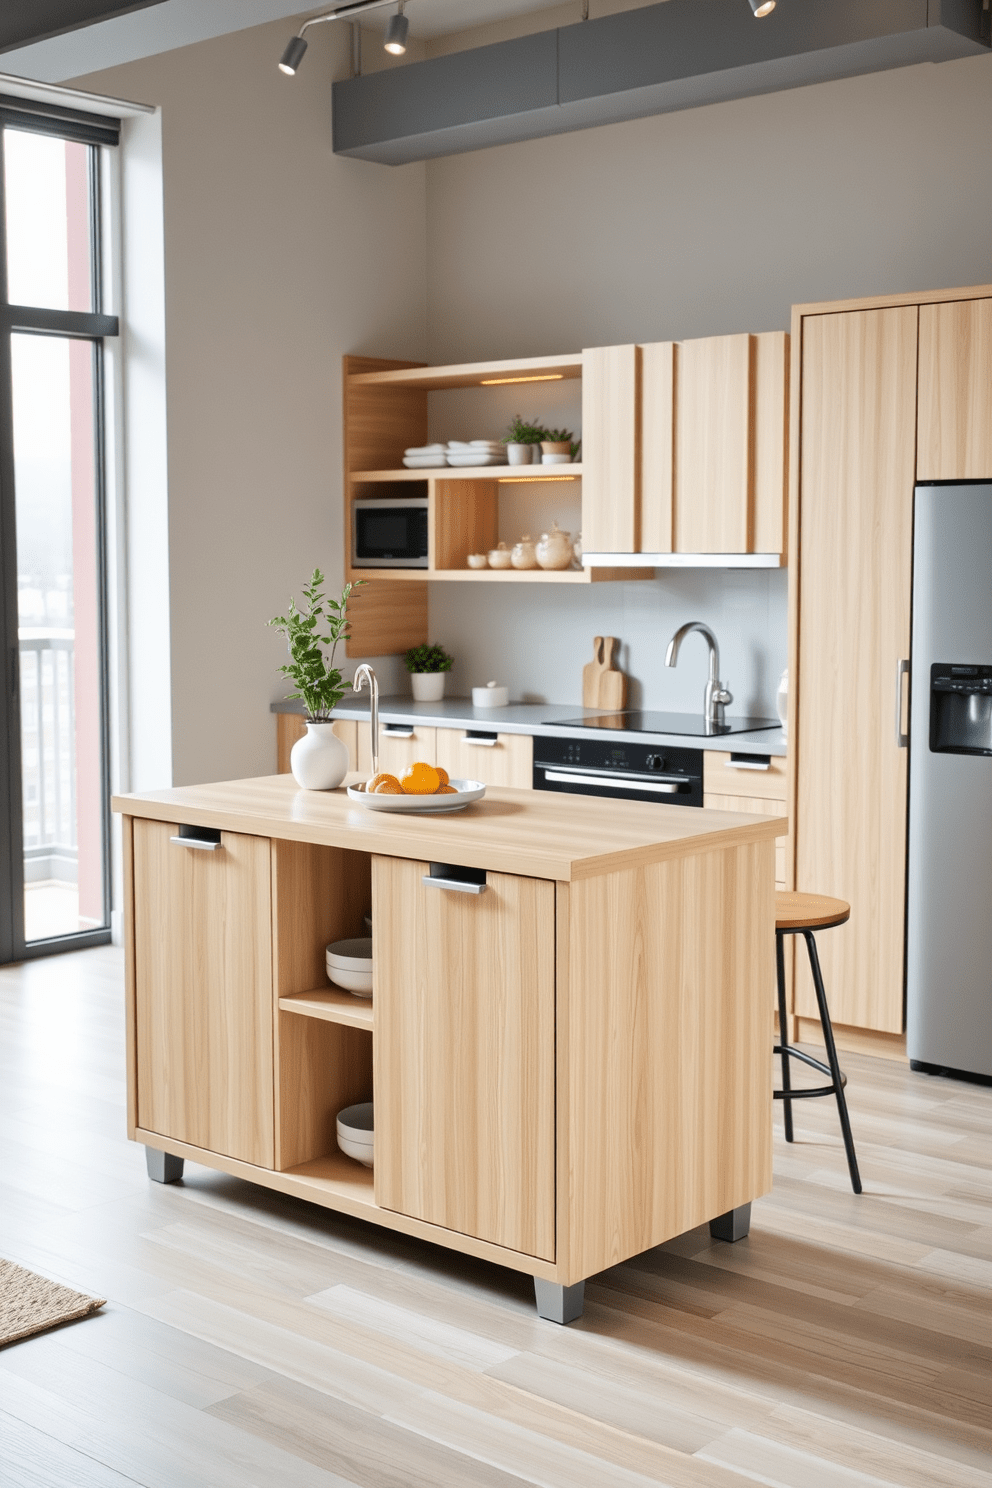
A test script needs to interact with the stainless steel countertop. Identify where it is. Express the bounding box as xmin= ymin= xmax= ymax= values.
xmin=271 ymin=696 xmax=787 ymax=756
